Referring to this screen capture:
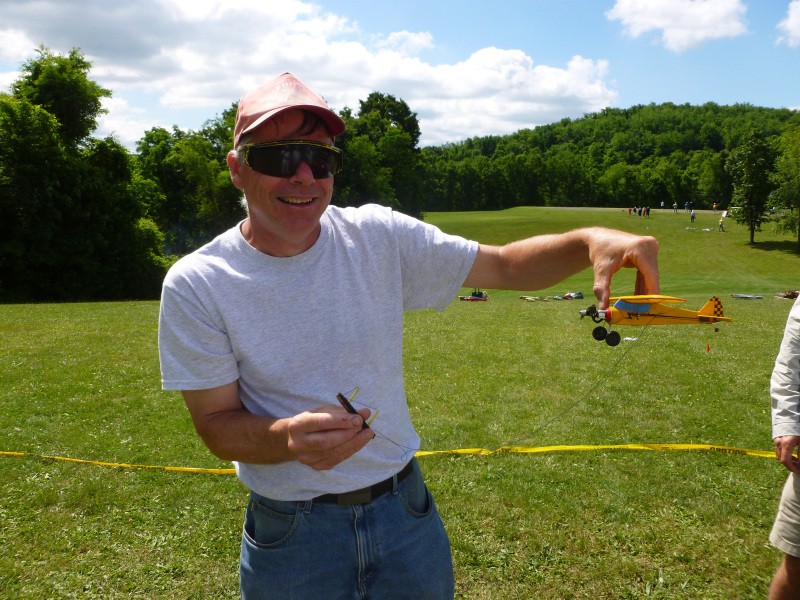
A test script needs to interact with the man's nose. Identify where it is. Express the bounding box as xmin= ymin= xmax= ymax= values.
xmin=289 ymin=161 xmax=315 ymax=183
